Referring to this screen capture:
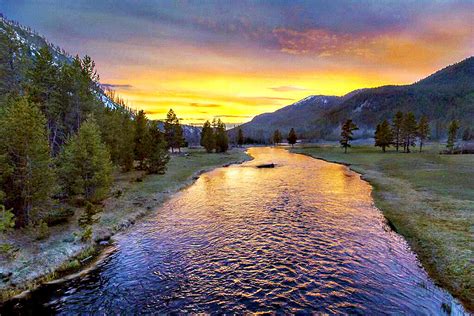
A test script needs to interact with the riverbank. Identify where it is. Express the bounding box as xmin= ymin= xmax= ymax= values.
xmin=292 ymin=144 xmax=473 ymax=311
xmin=0 ymin=148 xmax=250 ymax=303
